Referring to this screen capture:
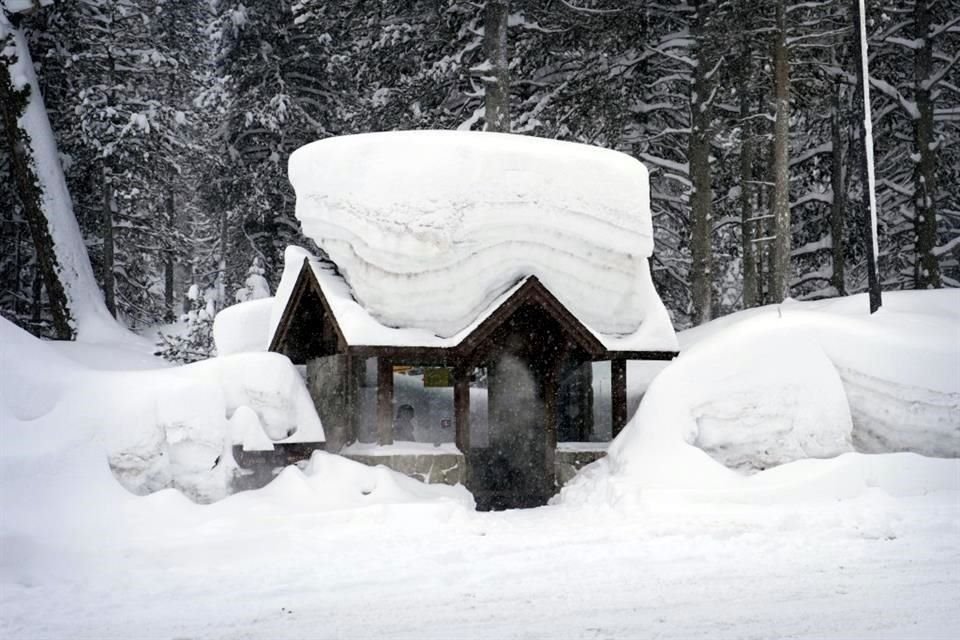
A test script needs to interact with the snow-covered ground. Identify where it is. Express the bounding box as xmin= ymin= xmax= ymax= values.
xmin=3 ymin=485 xmax=958 ymax=639
xmin=2 ymin=290 xmax=959 ymax=638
